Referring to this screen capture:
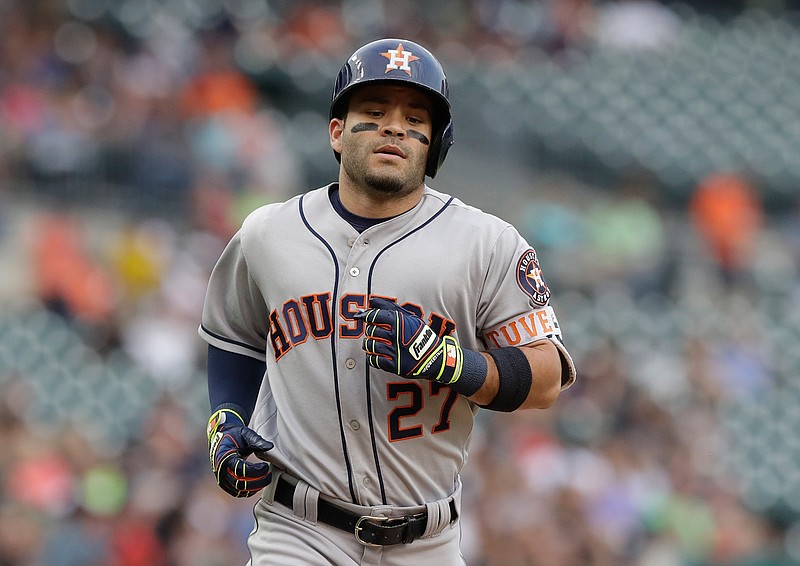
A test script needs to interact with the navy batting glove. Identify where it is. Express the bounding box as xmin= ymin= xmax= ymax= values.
xmin=207 ymin=406 xmax=273 ymax=498
xmin=356 ymin=297 xmax=464 ymax=385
